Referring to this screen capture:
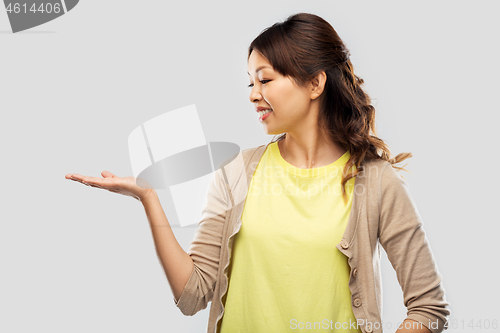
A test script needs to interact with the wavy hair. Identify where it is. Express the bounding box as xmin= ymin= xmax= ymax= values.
xmin=248 ymin=12 xmax=412 ymax=204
